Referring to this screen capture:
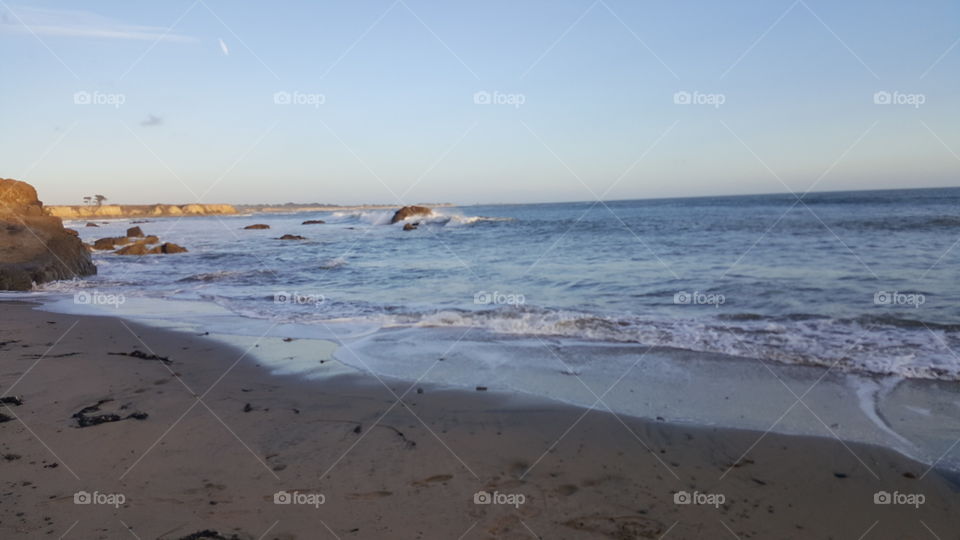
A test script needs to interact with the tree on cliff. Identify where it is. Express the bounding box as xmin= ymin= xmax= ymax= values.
xmin=94 ymin=194 xmax=107 ymax=207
